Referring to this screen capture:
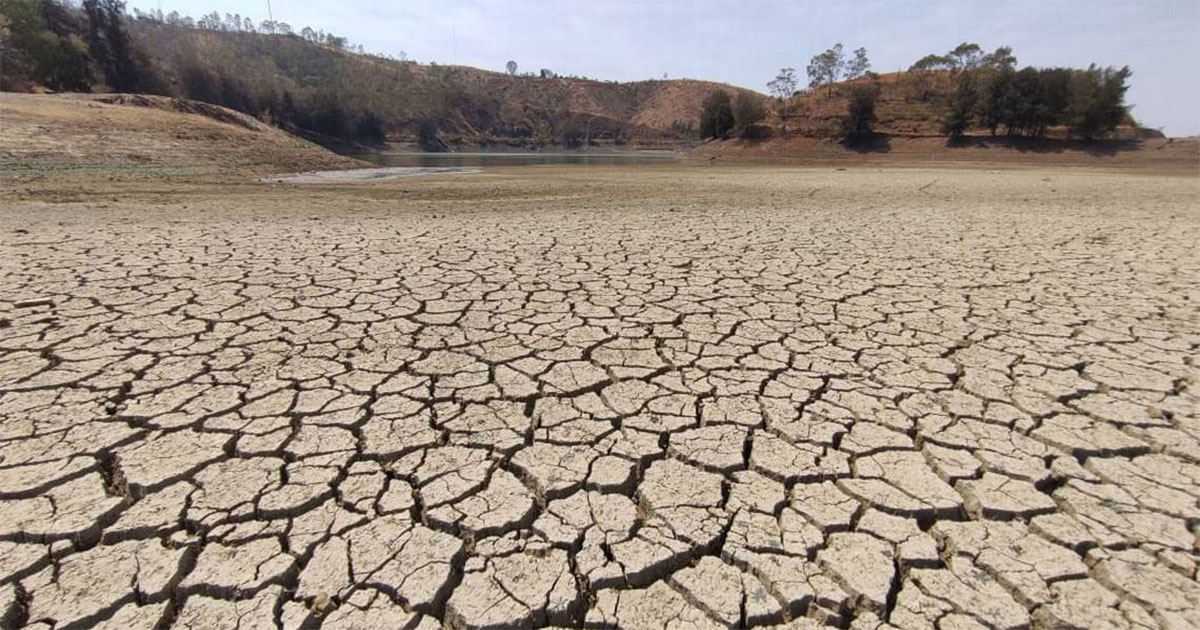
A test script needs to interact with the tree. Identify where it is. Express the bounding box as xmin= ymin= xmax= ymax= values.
xmin=1067 ymin=65 xmax=1131 ymax=140
xmin=561 ymin=122 xmax=585 ymax=148
xmin=354 ymin=110 xmax=386 ymax=144
xmin=942 ymin=71 xmax=978 ymax=138
xmin=539 ymin=68 xmax=554 ymax=79
xmin=310 ymin=93 xmax=349 ymax=137
xmin=978 ymin=66 xmax=1014 ymax=135
xmin=842 ymin=79 xmax=880 ymax=142
xmin=982 ymin=46 xmax=1017 ymax=71
xmin=82 ymin=0 xmax=145 ymax=92
xmin=0 ymin=0 xmax=93 ymax=92
xmin=767 ymin=67 xmax=798 ymax=132
xmin=1094 ymin=65 xmax=1132 ymax=133
xmin=807 ymin=43 xmax=845 ymax=97
xmin=907 ymin=54 xmax=953 ymax=101
xmin=198 ymin=11 xmax=219 ymax=29
xmin=845 ymin=47 xmax=870 ymax=81
xmin=698 ymin=90 xmax=734 ymax=139
xmin=732 ymin=91 xmax=767 ymax=137
xmin=949 ymin=42 xmax=983 ymax=72
xmin=506 ymin=60 xmax=517 ymax=76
